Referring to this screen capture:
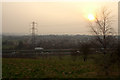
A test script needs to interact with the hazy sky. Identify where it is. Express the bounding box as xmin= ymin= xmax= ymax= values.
xmin=2 ymin=2 xmax=118 ymax=35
